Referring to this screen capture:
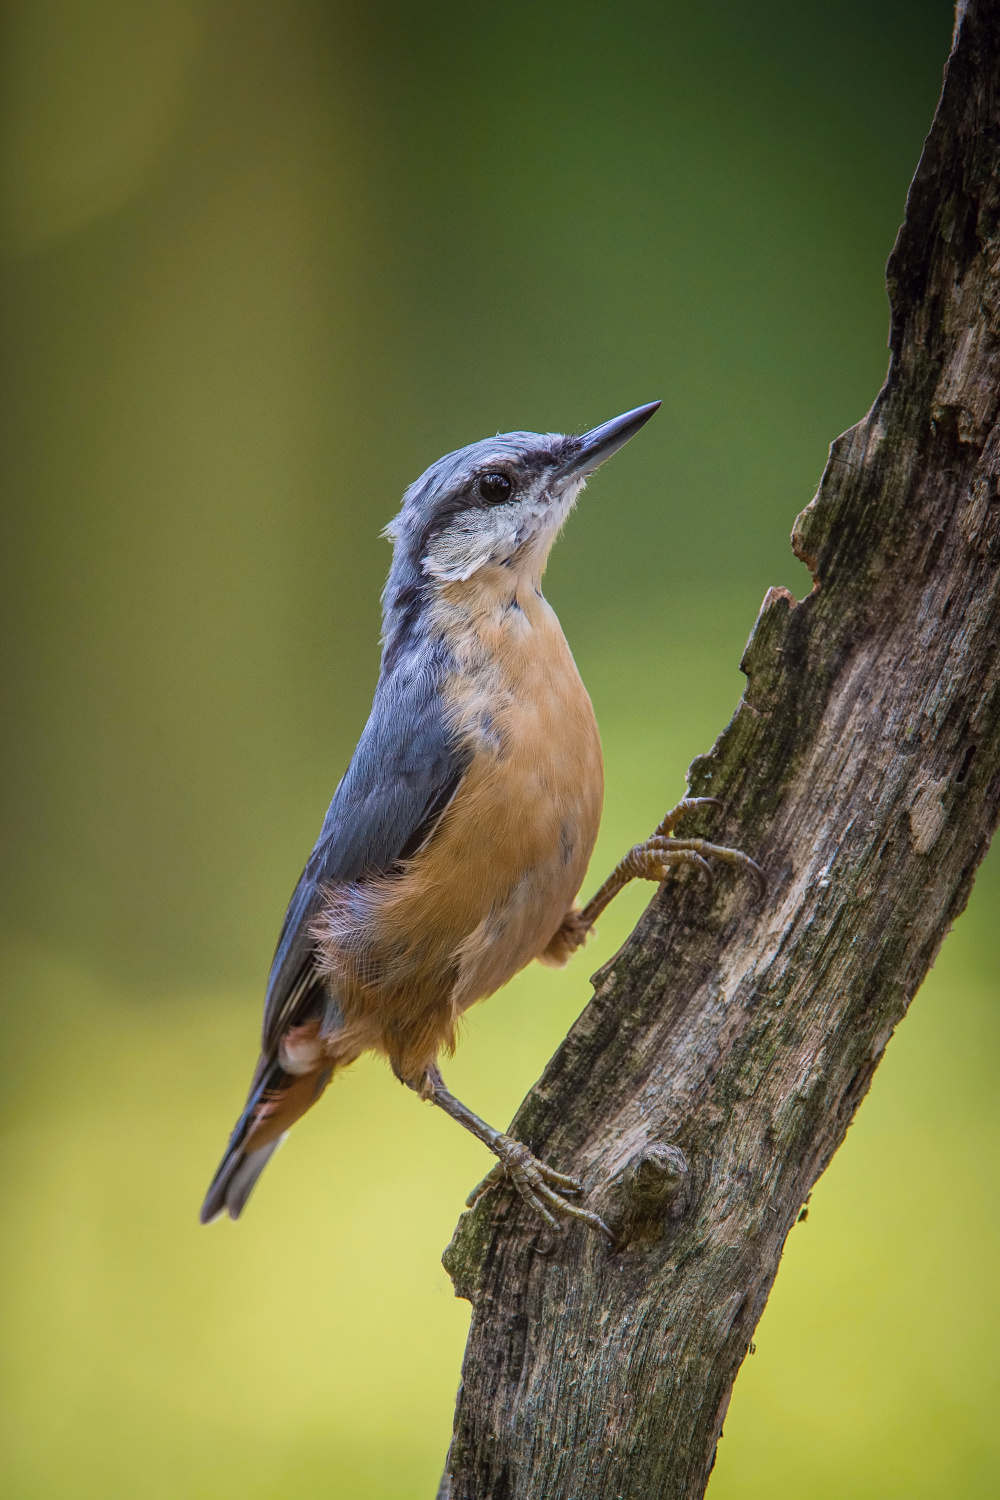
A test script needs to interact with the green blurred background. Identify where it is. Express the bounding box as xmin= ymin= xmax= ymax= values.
xmin=1 ymin=1 xmax=995 ymax=1496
